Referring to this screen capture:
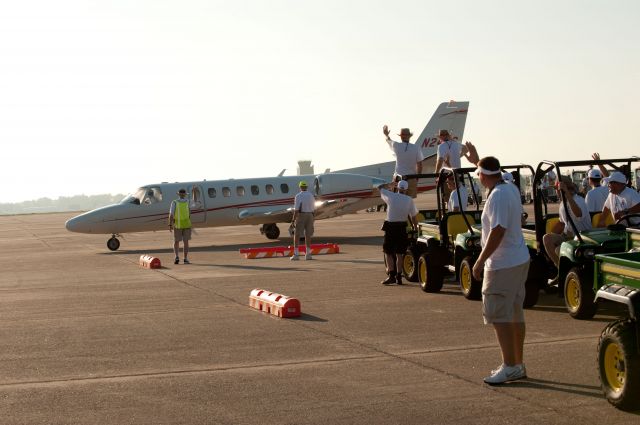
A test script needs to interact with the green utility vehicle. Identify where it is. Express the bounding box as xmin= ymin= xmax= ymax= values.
xmin=527 ymin=158 xmax=640 ymax=319
xmin=410 ymin=167 xmax=482 ymax=293
xmin=403 ymin=166 xmax=539 ymax=306
xmin=593 ymin=228 xmax=640 ymax=410
xmin=454 ymin=165 xmax=537 ymax=303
